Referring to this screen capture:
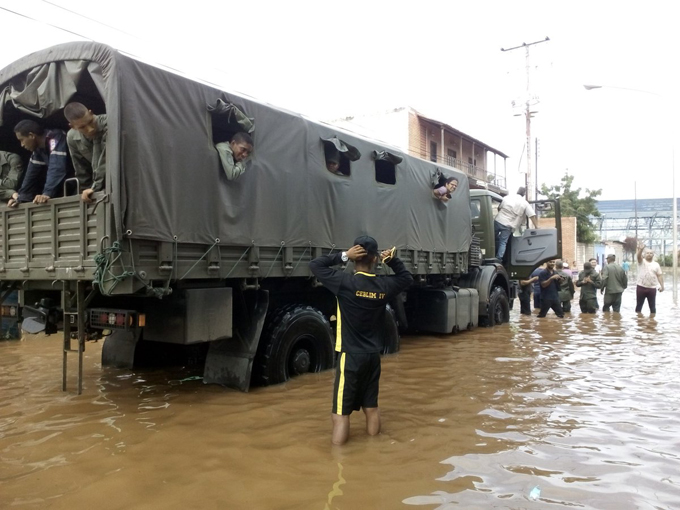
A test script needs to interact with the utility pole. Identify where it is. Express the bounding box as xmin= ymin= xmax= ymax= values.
xmin=502 ymin=36 xmax=550 ymax=202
